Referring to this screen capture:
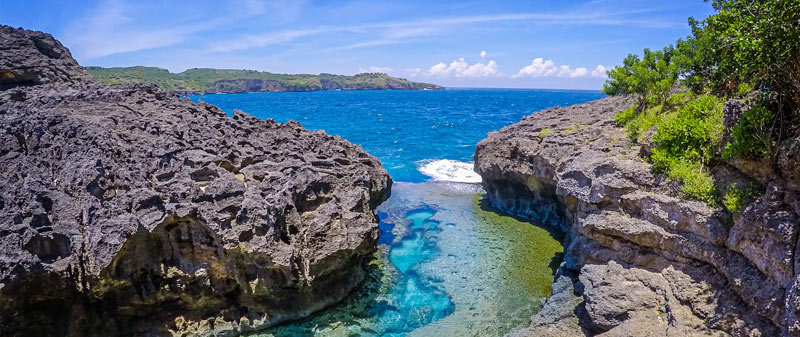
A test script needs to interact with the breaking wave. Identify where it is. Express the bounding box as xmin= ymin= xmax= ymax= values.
xmin=417 ymin=159 xmax=482 ymax=183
